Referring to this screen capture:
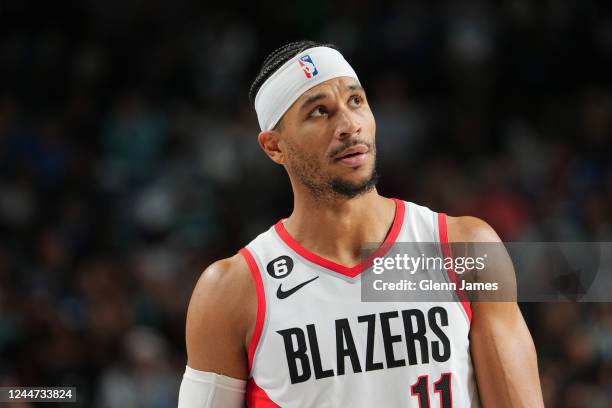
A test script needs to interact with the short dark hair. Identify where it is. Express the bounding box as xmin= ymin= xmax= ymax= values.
xmin=248 ymin=40 xmax=338 ymax=107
